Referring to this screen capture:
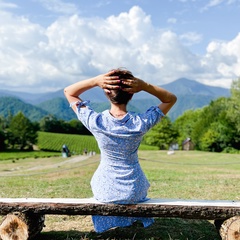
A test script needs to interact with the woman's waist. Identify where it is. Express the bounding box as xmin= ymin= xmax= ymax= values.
xmin=100 ymin=160 xmax=139 ymax=168
xmin=100 ymin=154 xmax=139 ymax=165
